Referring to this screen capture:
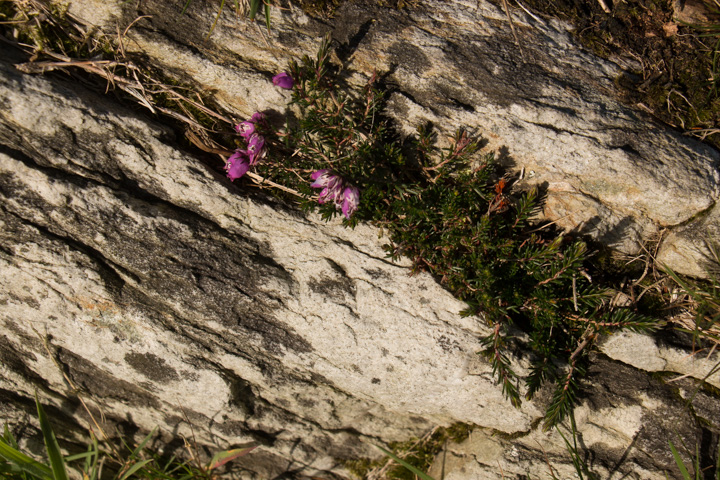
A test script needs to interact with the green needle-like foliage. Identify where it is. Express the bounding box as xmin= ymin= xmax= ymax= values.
xmin=263 ymin=36 xmax=663 ymax=428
